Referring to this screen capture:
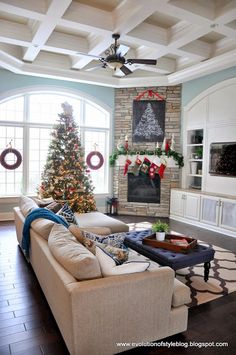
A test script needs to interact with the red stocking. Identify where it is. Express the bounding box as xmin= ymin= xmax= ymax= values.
xmin=149 ymin=163 xmax=159 ymax=179
xmin=124 ymin=159 xmax=132 ymax=176
xmin=158 ymin=163 xmax=166 ymax=179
